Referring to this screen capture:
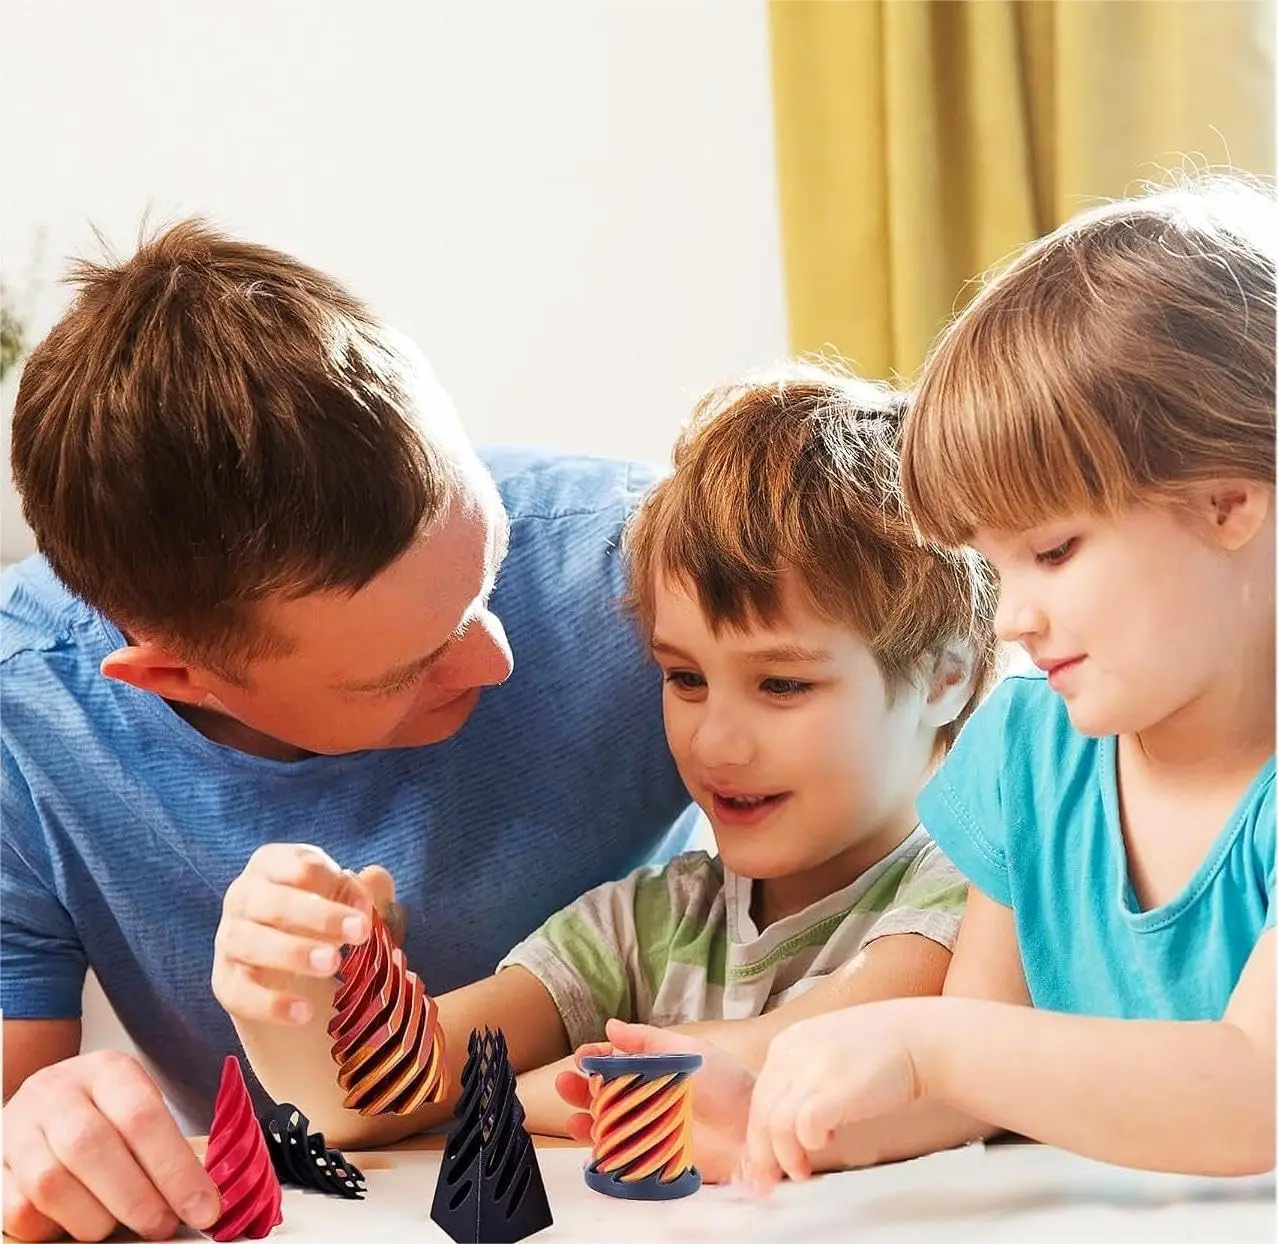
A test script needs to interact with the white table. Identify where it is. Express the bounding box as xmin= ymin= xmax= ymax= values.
xmin=175 ymin=1137 xmax=1273 ymax=1244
